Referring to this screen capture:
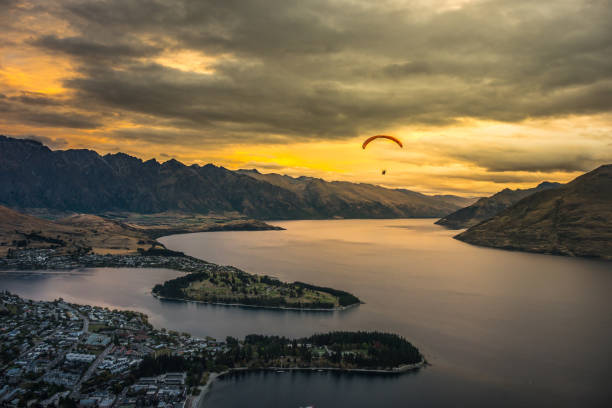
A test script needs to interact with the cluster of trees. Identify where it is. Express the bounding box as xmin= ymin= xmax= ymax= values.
xmin=23 ymin=232 xmax=65 ymax=245
xmin=134 ymin=354 xmax=189 ymax=377
xmin=81 ymin=371 xmax=124 ymax=395
xmin=137 ymin=247 xmax=185 ymax=257
xmin=132 ymin=354 xmax=207 ymax=388
xmin=0 ymin=344 xmax=20 ymax=364
xmin=307 ymin=331 xmax=422 ymax=368
xmin=241 ymin=335 xmax=312 ymax=364
xmin=153 ymin=269 xmax=361 ymax=309
xmin=117 ymin=330 xmax=422 ymax=401
xmin=130 ymin=354 xmax=212 ymax=390
xmin=234 ymin=331 xmax=422 ymax=369
xmin=152 ymin=271 xmax=210 ymax=298
xmin=58 ymin=397 xmax=78 ymax=408
xmin=293 ymin=282 xmax=360 ymax=307
xmin=10 ymin=383 xmax=67 ymax=407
